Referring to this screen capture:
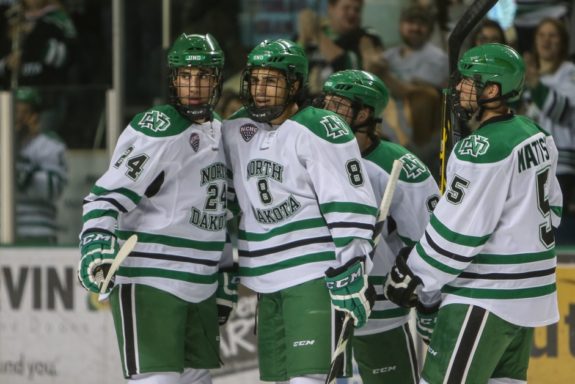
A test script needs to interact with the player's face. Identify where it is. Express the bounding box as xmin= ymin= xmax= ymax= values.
xmin=535 ymin=21 xmax=563 ymax=63
xmin=324 ymin=94 xmax=354 ymax=124
xmin=456 ymin=77 xmax=478 ymax=111
xmin=249 ymin=68 xmax=289 ymax=108
xmin=174 ymin=67 xmax=217 ymax=106
xmin=328 ymin=0 xmax=362 ymax=35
